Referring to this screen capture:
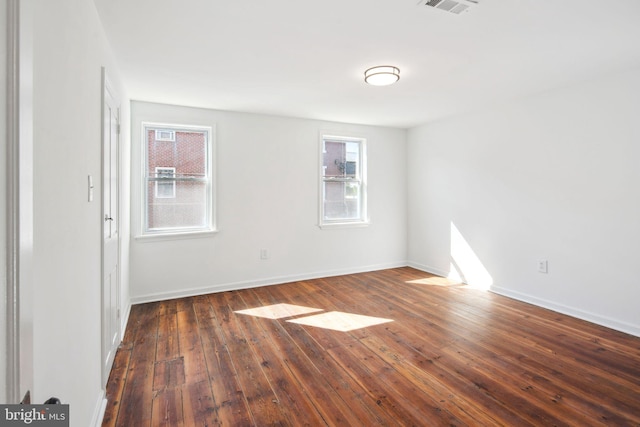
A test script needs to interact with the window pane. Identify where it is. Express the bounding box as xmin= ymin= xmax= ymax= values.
xmin=323 ymin=140 xmax=359 ymax=178
xmin=148 ymin=181 xmax=208 ymax=230
xmin=155 ymin=167 xmax=176 ymax=198
xmin=323 ymin=181 xmax=361 ymax=220
xmin=156 ymin=181 xmax=175 ymax=198
xmin=147 ymin=130 xmax=206 ymax=178
xmin=144 ymin=124 xmax=212 ymax=234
